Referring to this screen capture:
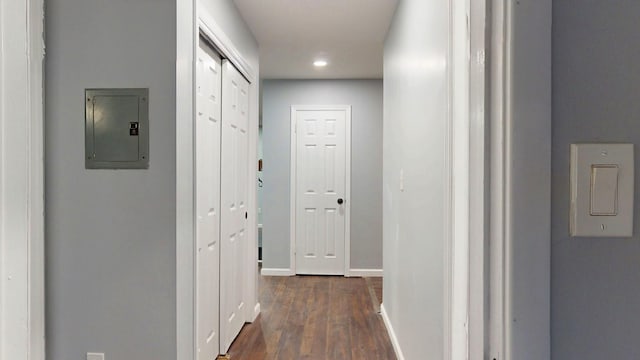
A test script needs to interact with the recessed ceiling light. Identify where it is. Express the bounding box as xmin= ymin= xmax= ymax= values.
xmin=313 ymin=60 xmax=328 ymax=67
